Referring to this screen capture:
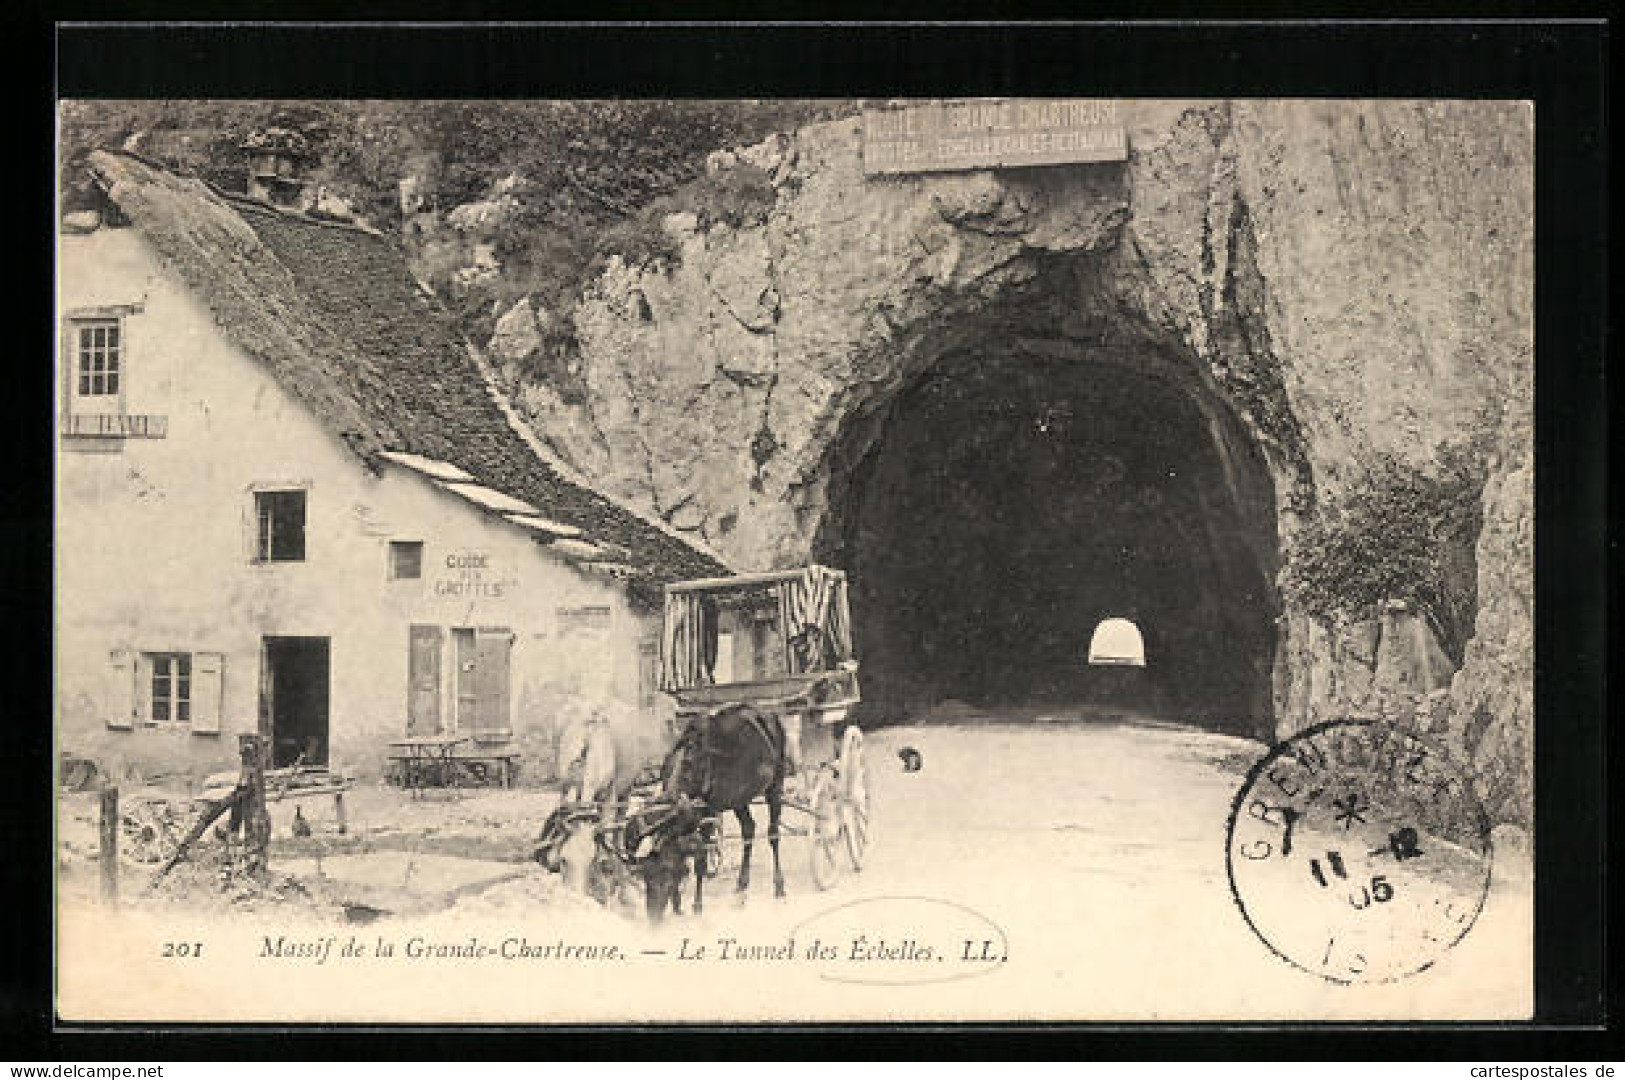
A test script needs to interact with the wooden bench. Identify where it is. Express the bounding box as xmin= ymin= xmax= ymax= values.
xmin=197 ymin=767 xmax=354 ymax=833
